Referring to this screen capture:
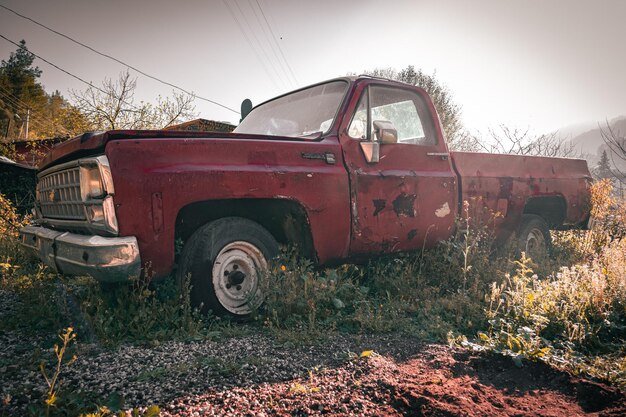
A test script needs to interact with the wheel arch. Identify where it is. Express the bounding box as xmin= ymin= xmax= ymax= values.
xmin=174 ymin=198 xmax=316 ymax=261
xmin=522 ymin=195 xmax=567 ymax=228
